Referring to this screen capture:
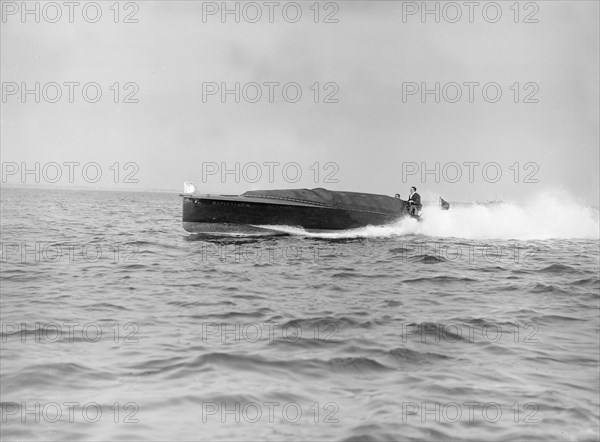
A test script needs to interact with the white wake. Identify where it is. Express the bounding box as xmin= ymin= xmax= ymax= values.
xmin=263 ymin=193 xmax=600 ymax=240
